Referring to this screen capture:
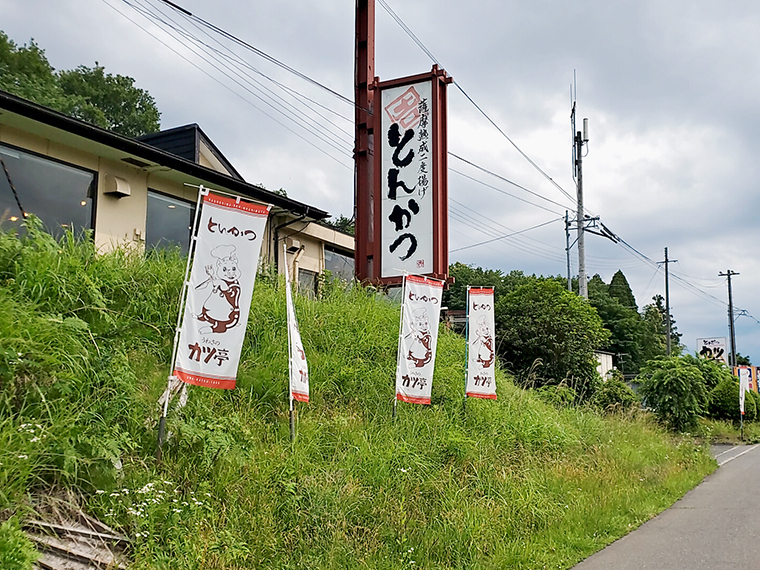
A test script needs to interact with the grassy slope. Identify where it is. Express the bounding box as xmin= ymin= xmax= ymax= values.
xmin=0 ymin=228 xmax=715 ymax=569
